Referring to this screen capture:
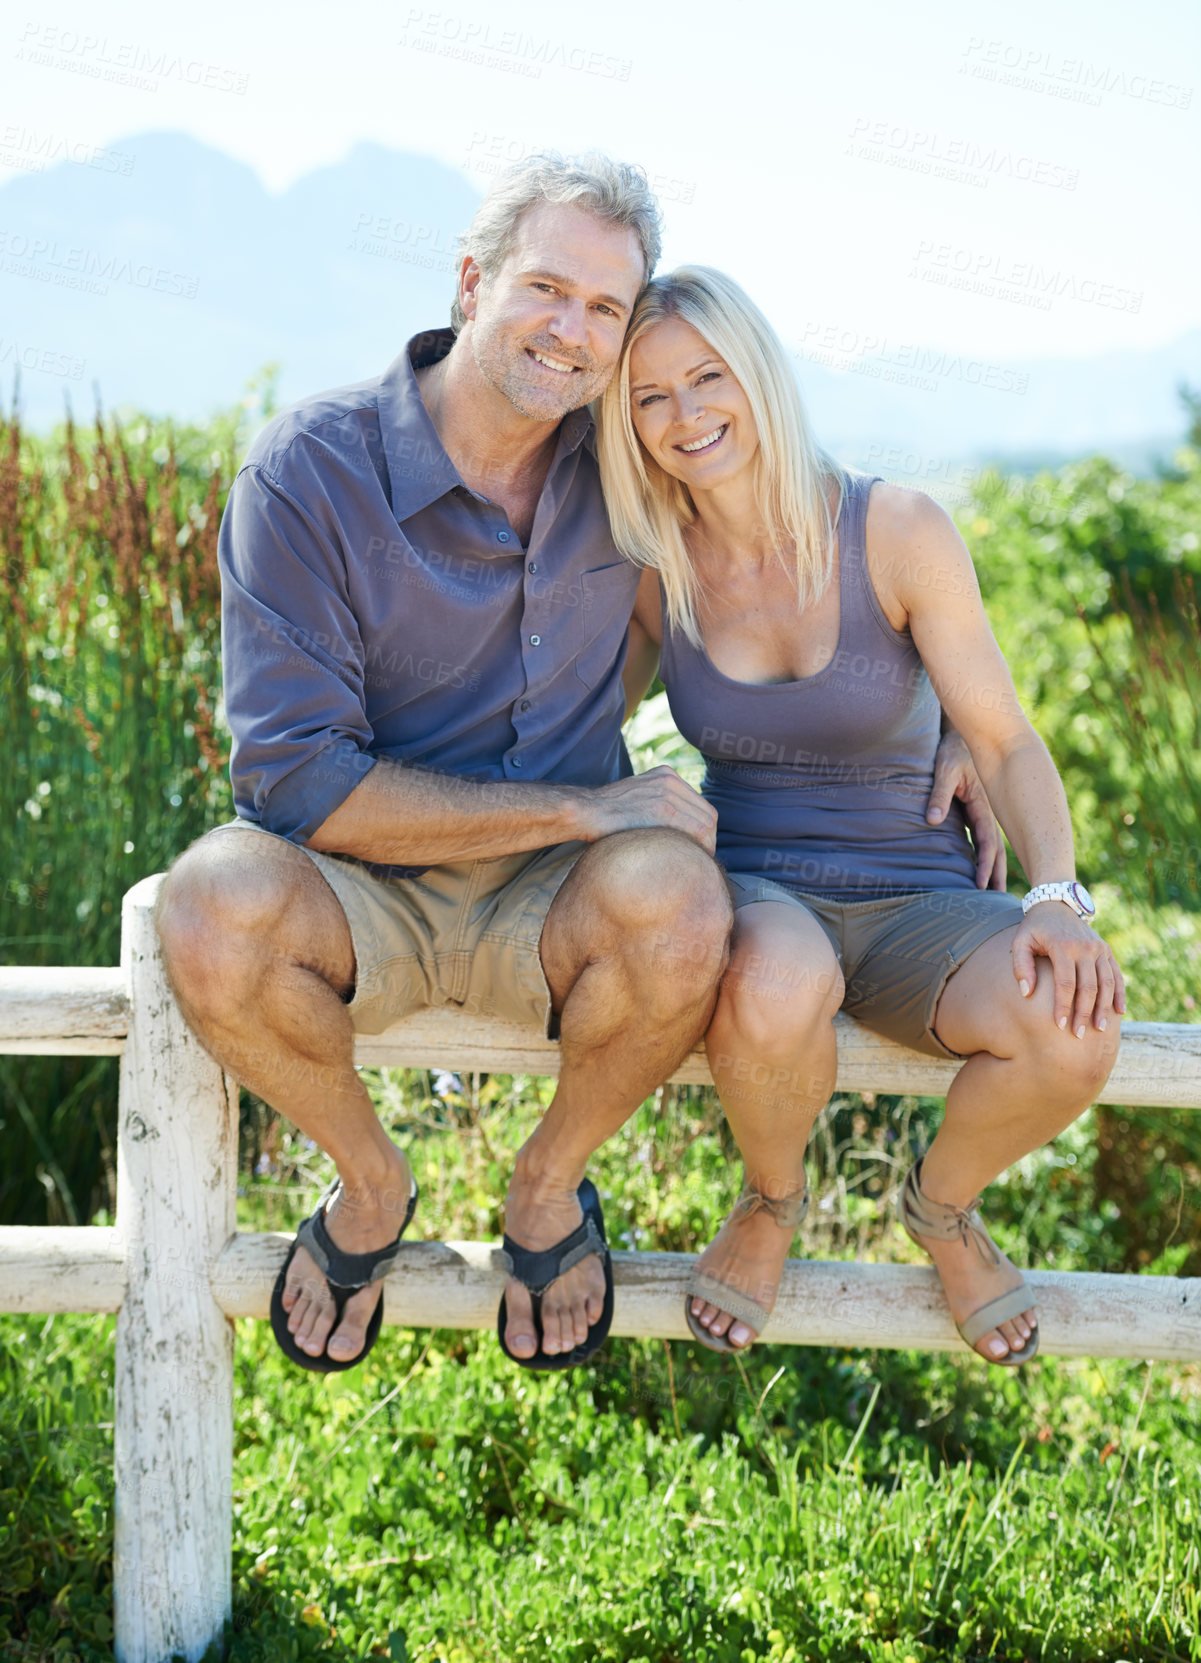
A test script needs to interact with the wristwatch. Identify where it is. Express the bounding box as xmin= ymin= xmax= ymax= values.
xmin=1021 ymin=880 xmax=1096 ymax=920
